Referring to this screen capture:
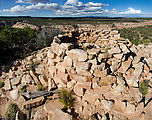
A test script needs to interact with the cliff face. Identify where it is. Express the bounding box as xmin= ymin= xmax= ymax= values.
xmin=0 ymin=29 xmax=152 ymax=120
